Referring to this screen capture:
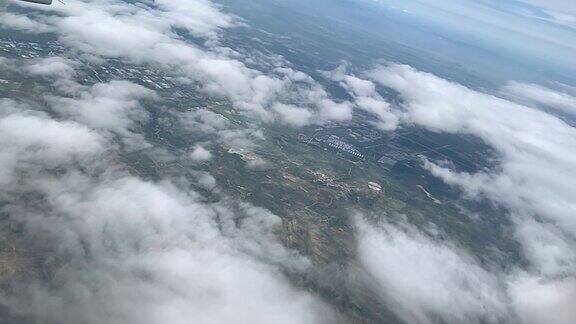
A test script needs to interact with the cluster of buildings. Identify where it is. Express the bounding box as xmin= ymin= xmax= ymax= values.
xmin=297 ymin=133 xmax=366 ymax=160
xmin=367 ymin=181 xmax=382 ymax=192
xmin=0 ymin=39 xmax=63 ymax=59
xmin=325 ymin=135 xmax=365 ymax=159
xmin=346 ymin=127 xmax=382 ymax=143
xmin=227 ymin=148 xmax=260 ymax=162
xmin=89 ymin=62 xmax=176 ymax=91
xmin=312 ymin=170 xmax=352 ymax=194
xmin=0 ymin=40 xmax=189 ymax=96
